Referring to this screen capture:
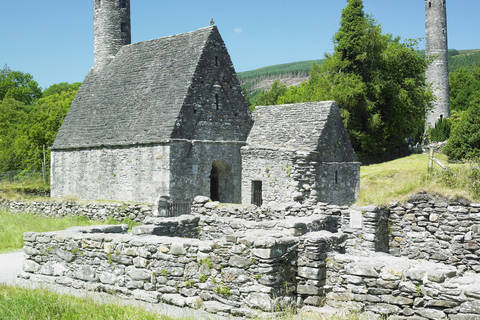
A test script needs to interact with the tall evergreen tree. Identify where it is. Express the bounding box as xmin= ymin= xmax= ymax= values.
xmin=334 ymin=0 xmax=366 ymax=73
xmin=274 ymin=0 xmax=433 ymax=160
